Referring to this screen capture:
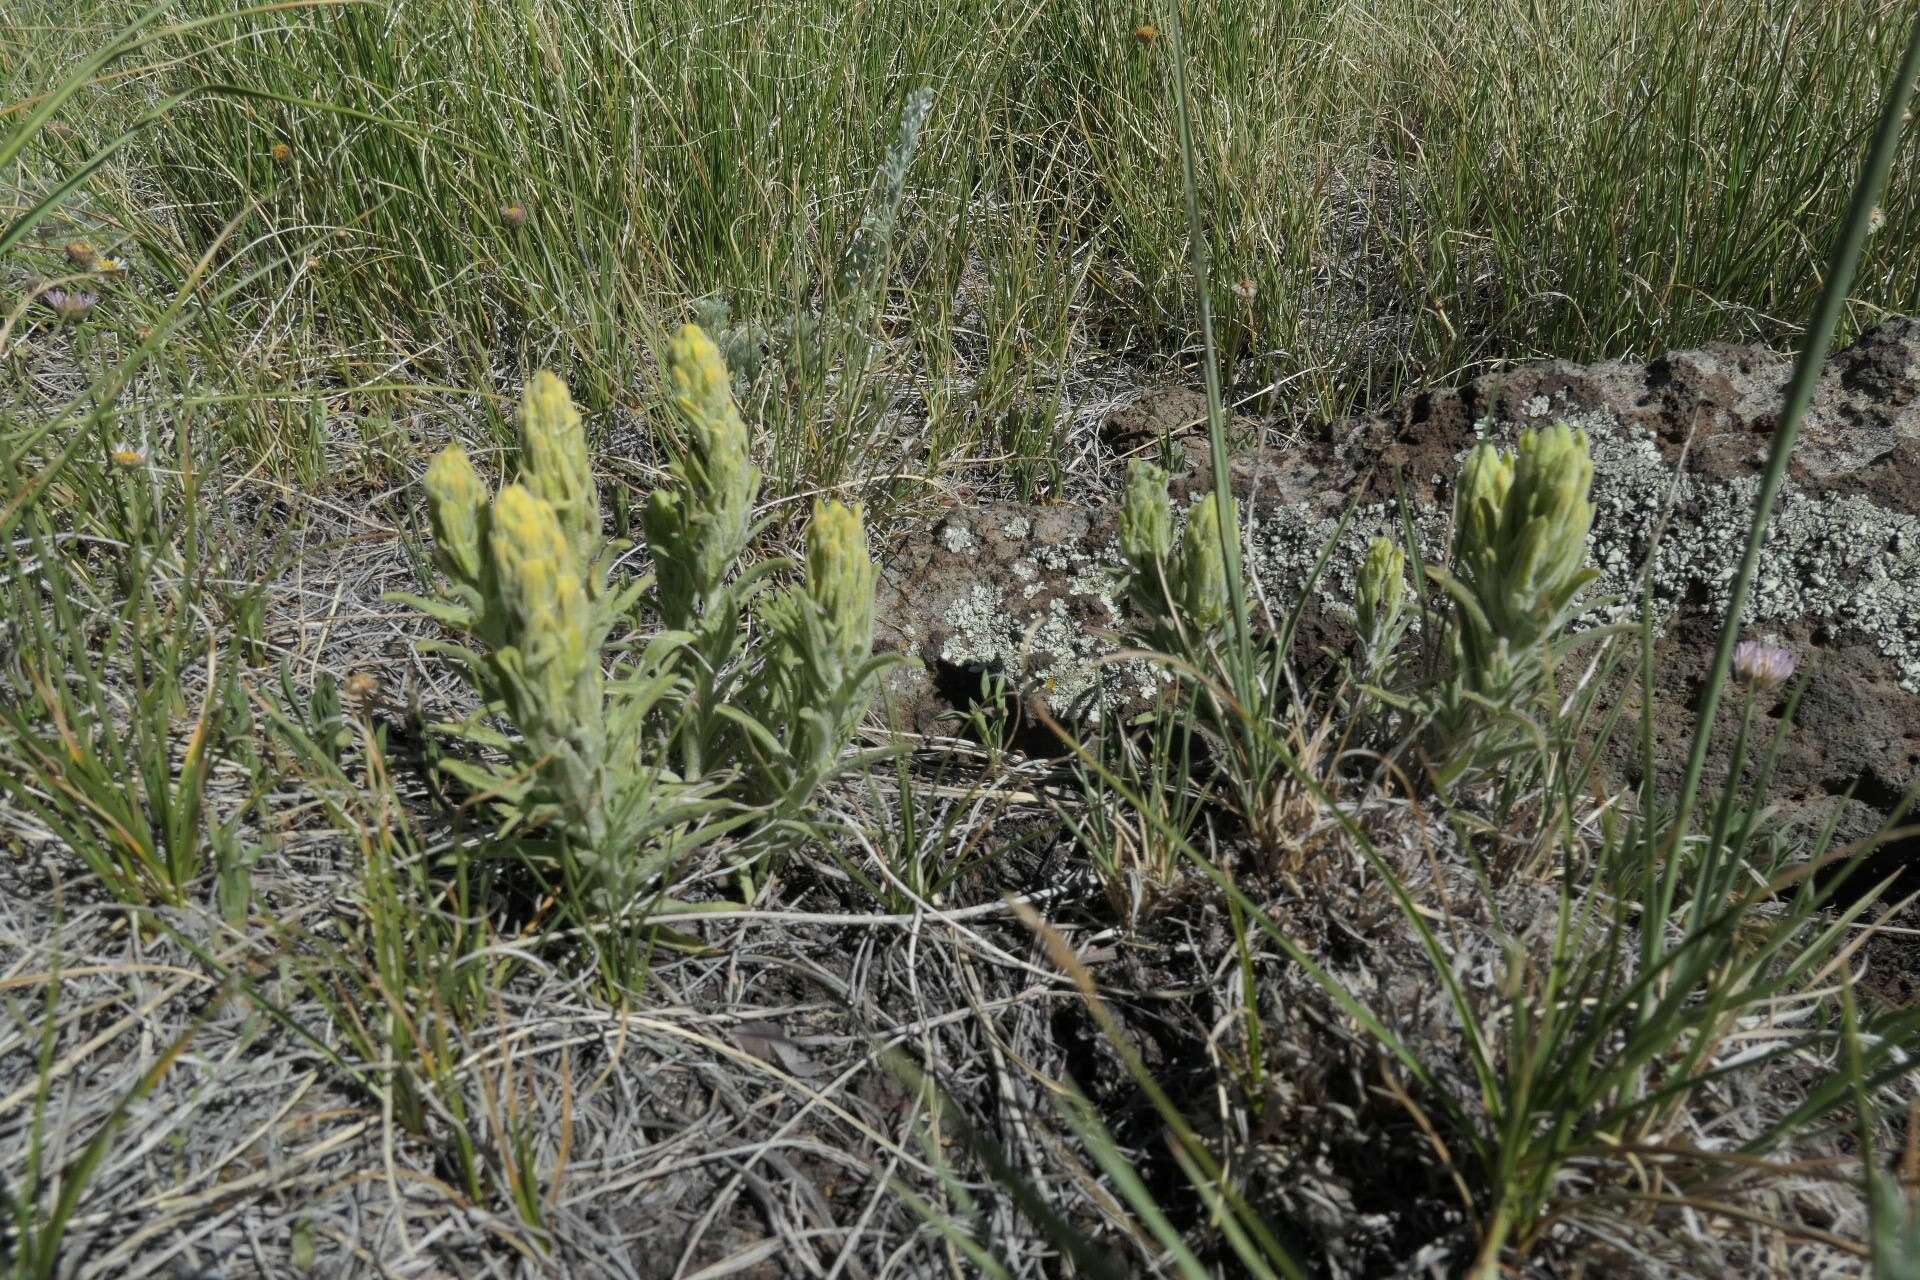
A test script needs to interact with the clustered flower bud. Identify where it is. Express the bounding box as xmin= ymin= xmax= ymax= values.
xmin=1449 ymin=423 xmax=1596 ymax=691
xmin=1175 ymin=488 xmax=1235 ymax=634
xmin=645 ymin=324 xmax=761 ymax=633
xmin=1355 ymin=536 xmax=1407 ymax=649
xmin=423 ymin=444 xmax=490 ymax=589
xmin=1117 ymin=460 xmax=1236 ymax=643
xmin=806 ymin=499 xmax=876 ymax=681
xmin=490 ymin=483 xmax=595 ymax=736
xmin=1119 ymin=460 xmax=1175 ymax=612
xmin=519 ymin=370 xmax=599 ymax=569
